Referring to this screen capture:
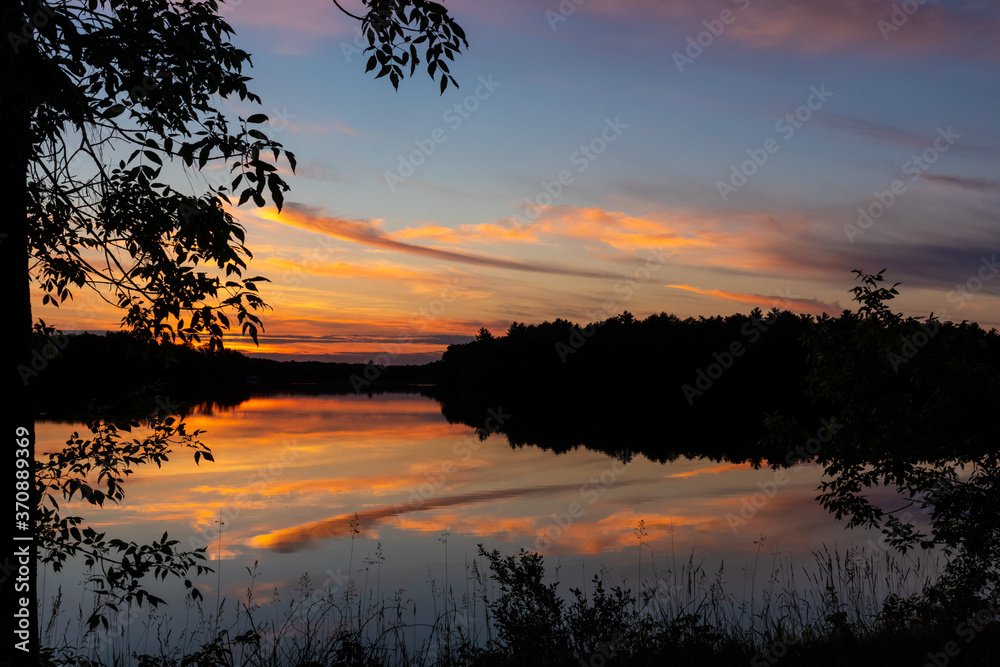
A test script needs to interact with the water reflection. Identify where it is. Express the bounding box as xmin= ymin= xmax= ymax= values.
xmin=39 ymin=391 xmax=923 ymax=621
